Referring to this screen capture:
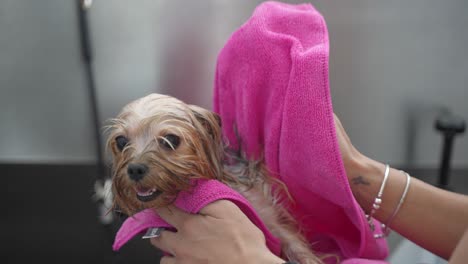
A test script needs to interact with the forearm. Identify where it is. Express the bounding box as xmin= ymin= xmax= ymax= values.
xmin=449 ymin=228 xmax=468 ymax=264
xmin=348 ymin=156 xmax=468 ymax=259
